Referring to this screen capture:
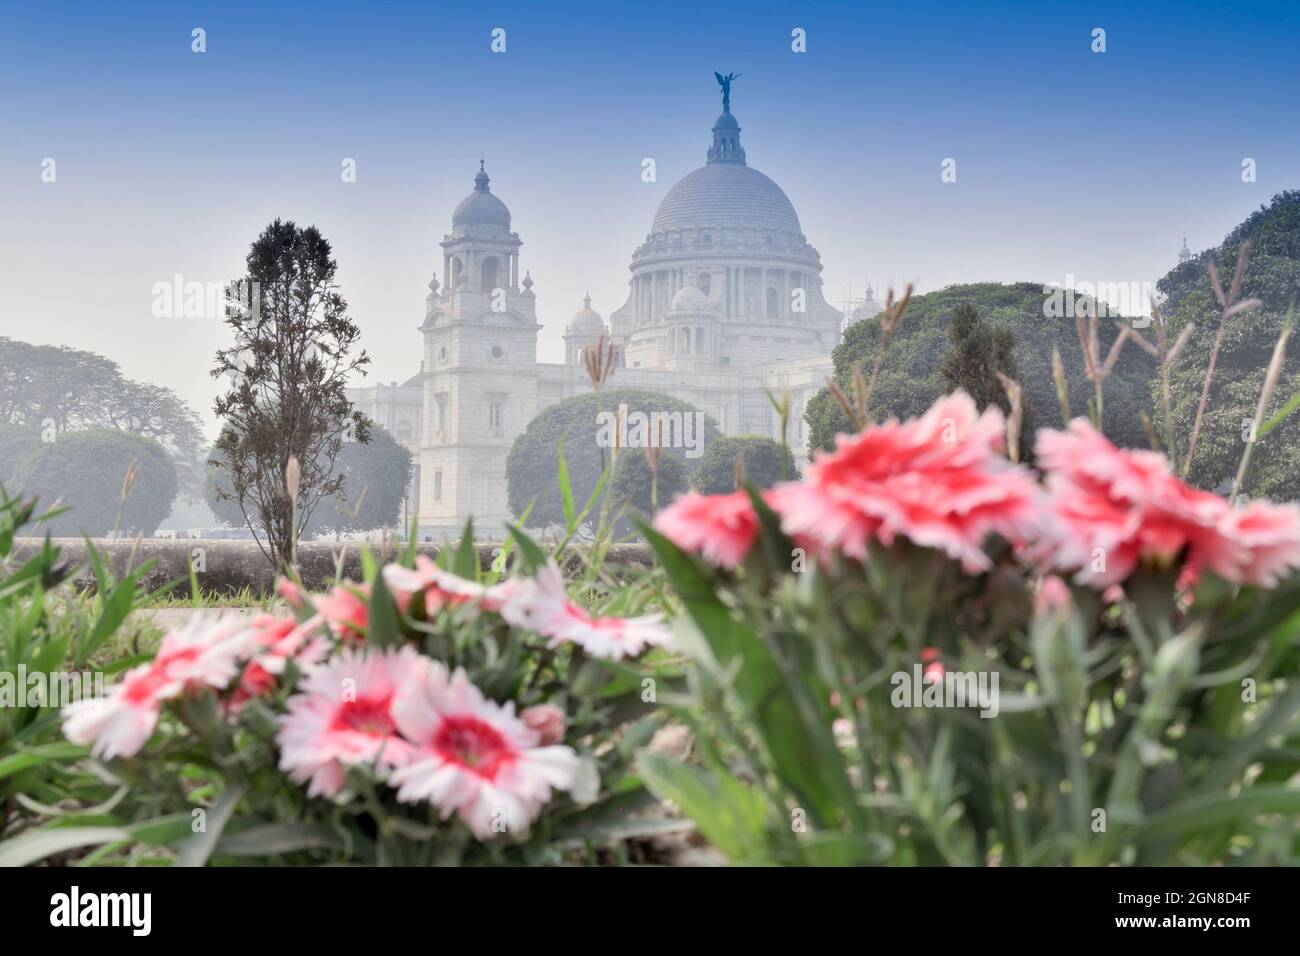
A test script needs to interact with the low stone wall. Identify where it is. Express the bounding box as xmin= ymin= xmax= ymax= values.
xmin=12 ymin=538 xmax=656 ymax=597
